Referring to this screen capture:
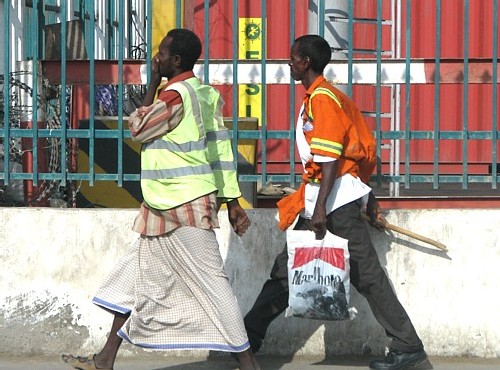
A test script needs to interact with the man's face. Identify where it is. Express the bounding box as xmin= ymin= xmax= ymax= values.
xmin=289 ymin=42 xmax=307 ymax=81
xmin=156 ymin=36 xmax=176 ymax=78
